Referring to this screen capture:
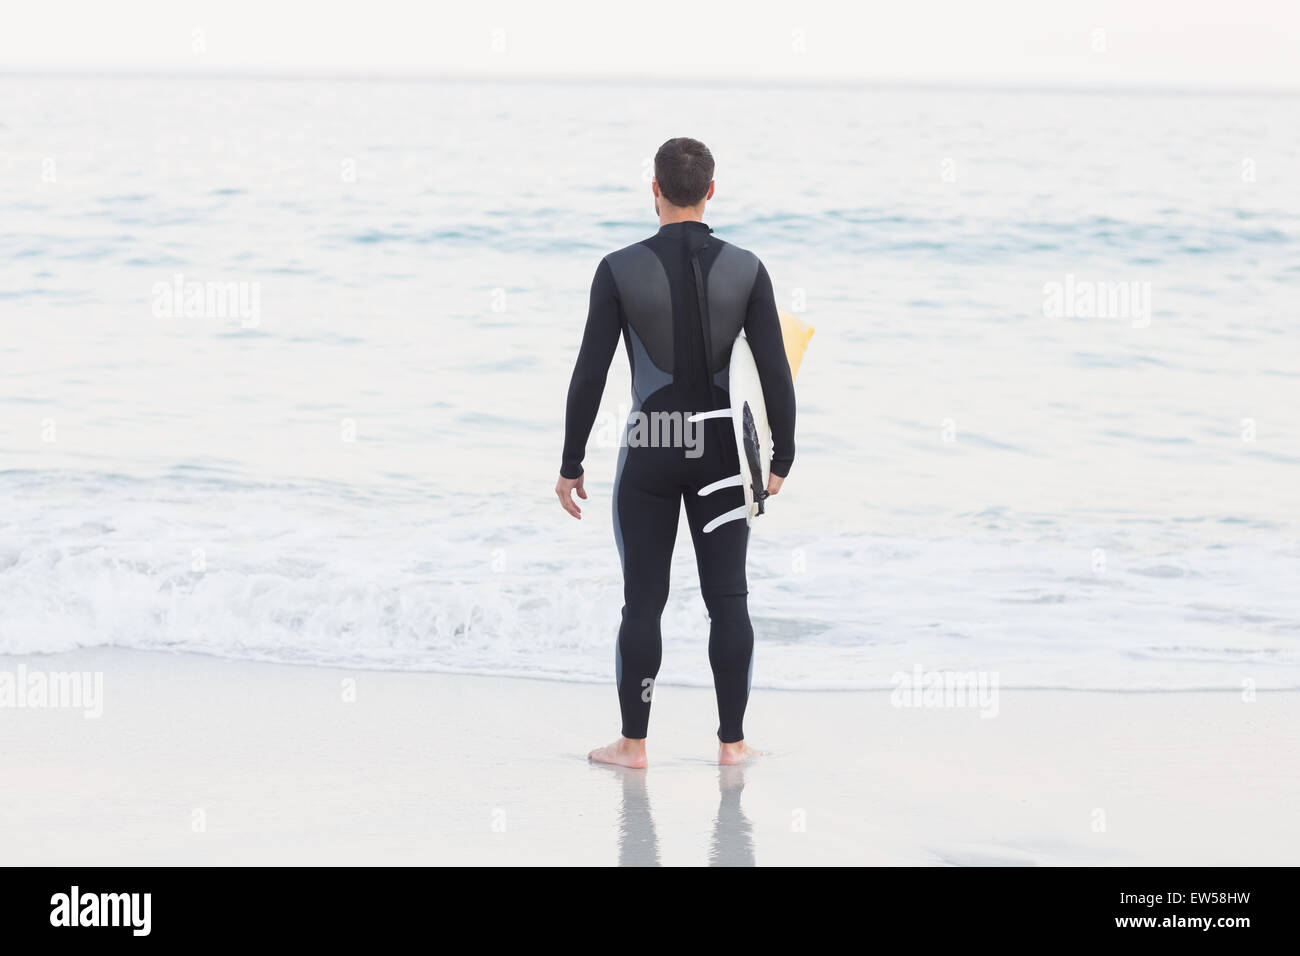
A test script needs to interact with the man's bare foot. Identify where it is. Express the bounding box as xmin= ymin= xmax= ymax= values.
xmin=718 ymin=740 xmax=762 ymax=765
xmin=588 ymin=737 xmax=648 ymax=769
